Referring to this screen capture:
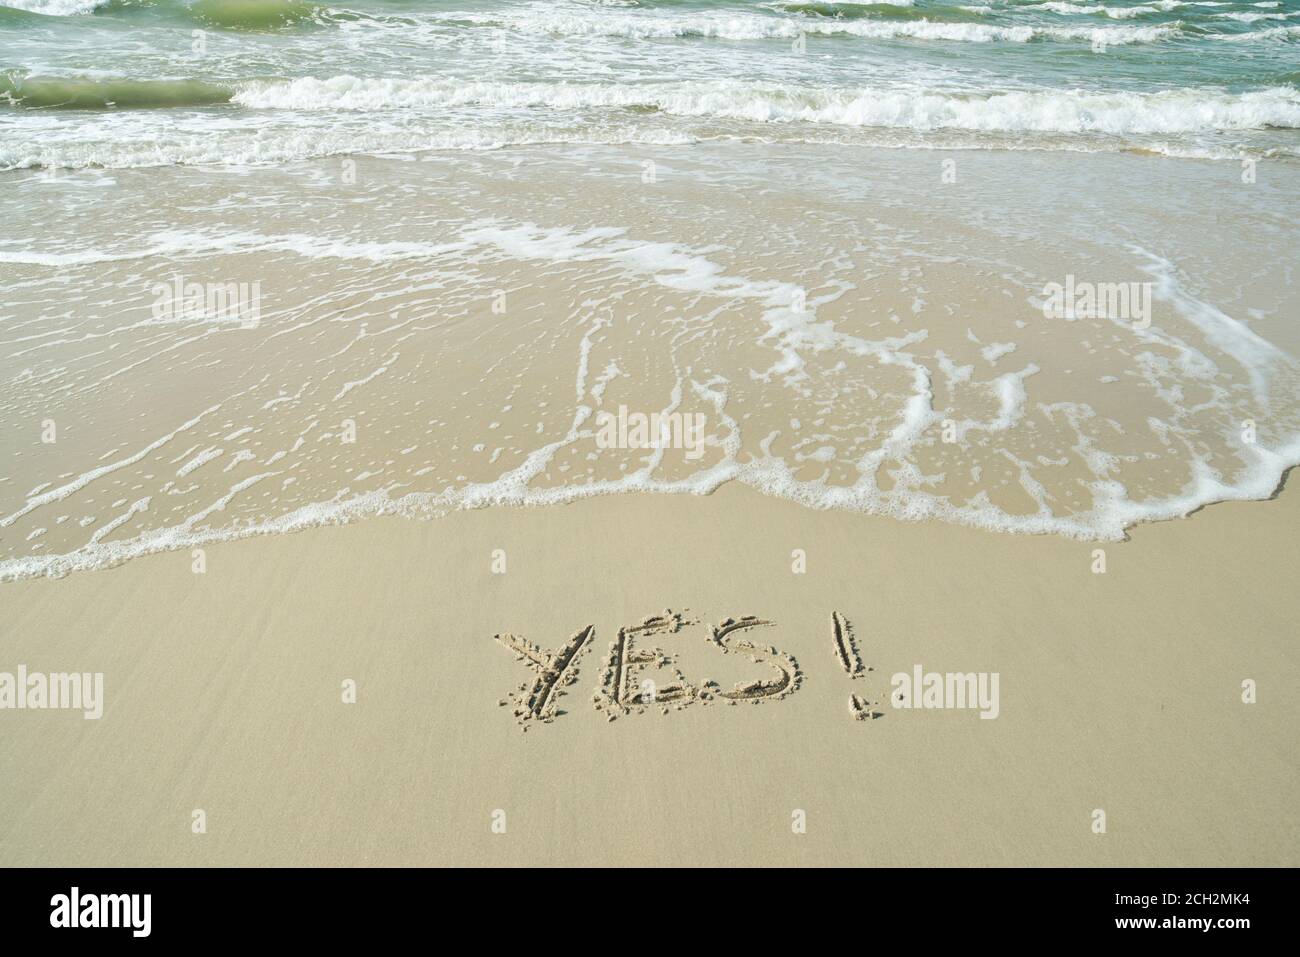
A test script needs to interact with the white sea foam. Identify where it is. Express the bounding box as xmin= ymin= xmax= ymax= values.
xmin=230 ymin=77 xmax=1300 ymax=136
xmin=7 ymin=71 xmax=1295 ymax=174
xmin=0 ymin=404 xmax=221 ymax=530
xmin=456 ymin=9 xmax=1184 ymax=43
xmin=0 ymin=122 xmax=700 ymax=172
xmin=176 ymin=447 xmax=224 ymax=478
xmin=4 ymin=216 xmax=1298 ymax=584
xmin=1219 ymin=23 xmax=1300 ymax=38
xmin=11 ymin=418 xmax=1298 ymax=582
xmin=1213 ymin=11 xmax=1296 ymax=21
xmin=1030 ymin=3 xmax=1159 ymax=18
xmin=1014 ymin=0 xmax=1233 ymax=8
xmin=1133 ymin=246 xmax=1291 ymax=404
xmin=1 ymin=0 xmax=104 ymax=15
